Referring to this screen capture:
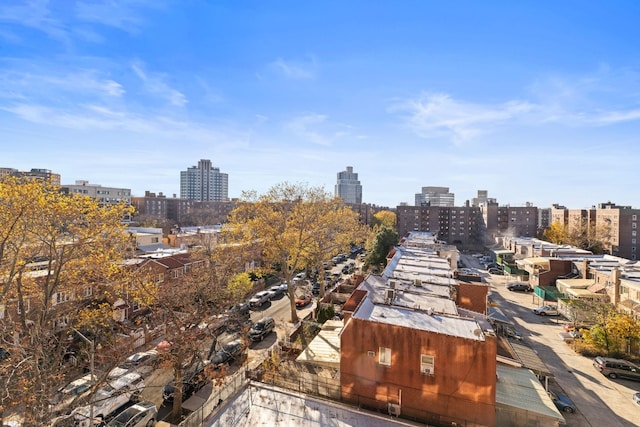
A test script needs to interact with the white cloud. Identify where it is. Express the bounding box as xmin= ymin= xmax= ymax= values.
xmin=396 ymin=67 xmax=640 ymax=141
xmin=269 ymin=57 xmax=316 ymax=79
xmin=393 ymin=93 xmax=533 ymax=142
xmin=75 ymin=0 xmax=149 ymax=33
xmin=131 ymin=62 xmax=187 ymax=107
xmin=0 ymin=0 xmax=69 ymax=43
xmin=283 ymin=113 xmax=355 ymax=146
